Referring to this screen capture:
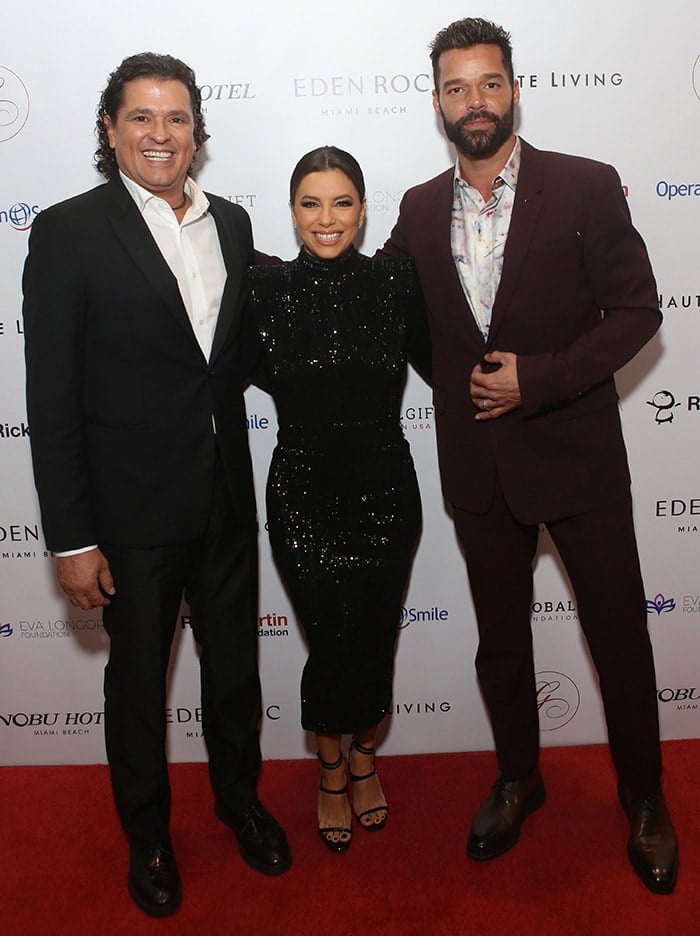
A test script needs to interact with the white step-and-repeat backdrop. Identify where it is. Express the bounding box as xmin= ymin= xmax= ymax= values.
xmin=2 ymin=0 xmax=699 ymax=765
